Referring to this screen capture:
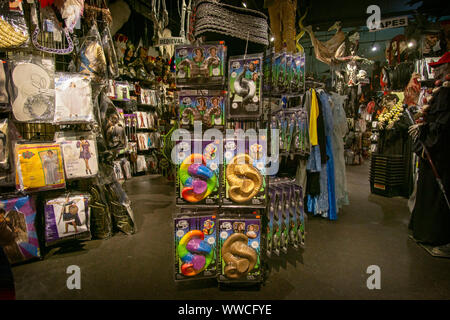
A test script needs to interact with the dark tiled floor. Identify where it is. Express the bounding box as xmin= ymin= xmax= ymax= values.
xmin=11 ymin=163 xmax=450 ymax=299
